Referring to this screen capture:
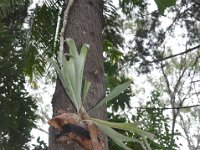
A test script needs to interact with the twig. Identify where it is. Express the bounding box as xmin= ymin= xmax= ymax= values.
xmin=179 ymin=114 xmax=193 ymax=149
xmin=35 ymin=126 xmax=49 ymax=135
